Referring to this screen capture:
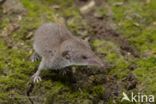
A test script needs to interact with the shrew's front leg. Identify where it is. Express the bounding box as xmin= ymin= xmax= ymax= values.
xmin=31 ymin=52 xmax=41 ymax=62
xmin=31 ymin=59 xmax=45 ymax=83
